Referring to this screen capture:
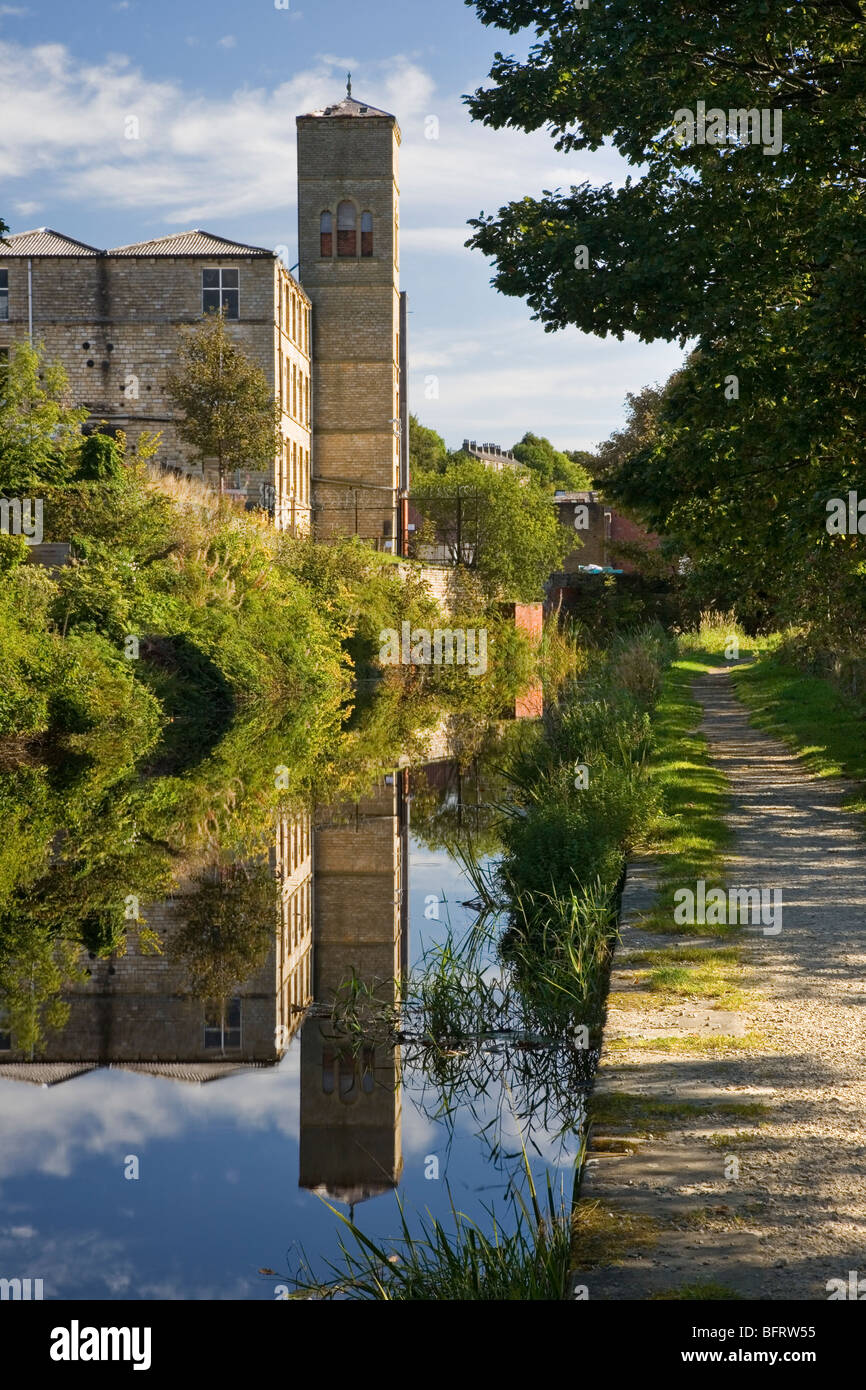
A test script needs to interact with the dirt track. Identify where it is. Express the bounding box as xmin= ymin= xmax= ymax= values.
xmin=578 ymin=666 xmax=866 ymax=1301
